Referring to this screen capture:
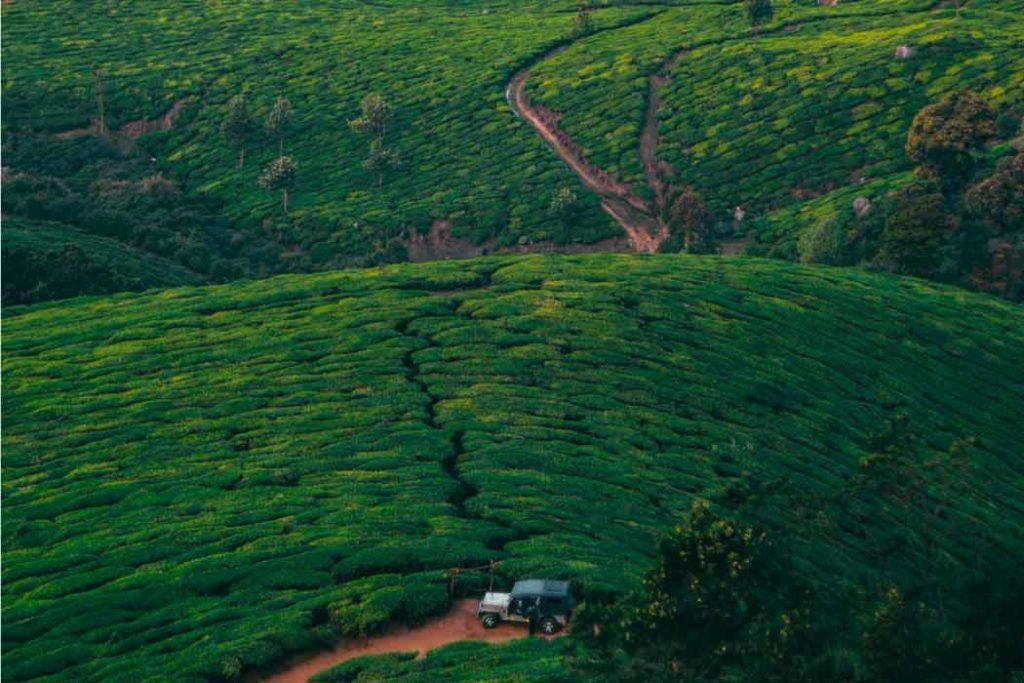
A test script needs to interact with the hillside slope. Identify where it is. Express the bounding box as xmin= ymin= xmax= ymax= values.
xmin=4 ymin=254 xmax=1024 ymax=681
xmin=2 ymin=220 xmax=205 ymax=304
xmin=5 ymin=1 xmax=1018 ymax=264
